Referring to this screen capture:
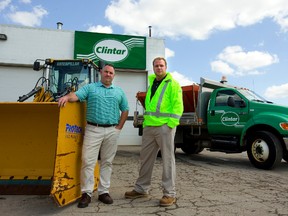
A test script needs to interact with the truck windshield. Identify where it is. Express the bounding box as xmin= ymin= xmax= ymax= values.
xmin=238 ymin=89 xmax=272 ymax=103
